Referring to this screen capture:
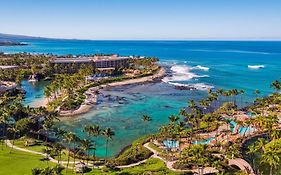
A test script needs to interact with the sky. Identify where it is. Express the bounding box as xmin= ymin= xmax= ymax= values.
xmin=1 ymin=0 xmax=281 ymax=40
